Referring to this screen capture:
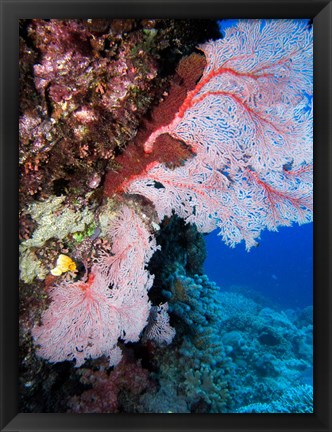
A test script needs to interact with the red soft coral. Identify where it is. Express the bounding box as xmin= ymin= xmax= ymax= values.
xmin=68 ymin=357 xmax=150 ymax=413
